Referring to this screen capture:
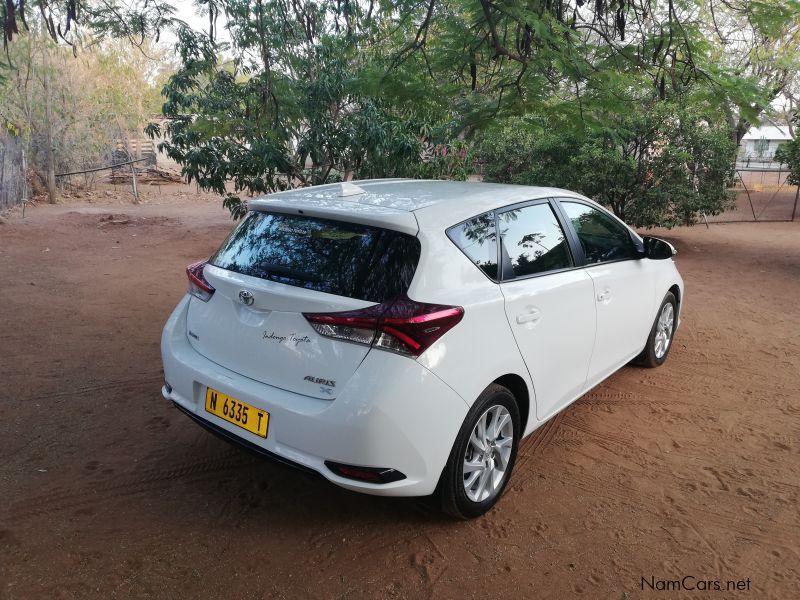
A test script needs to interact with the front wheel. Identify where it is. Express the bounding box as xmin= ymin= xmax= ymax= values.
xmin=638 ymin=292 xmax=677 ymax=368
xmin=438 ymin=384 xmax=520 ymax=519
